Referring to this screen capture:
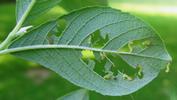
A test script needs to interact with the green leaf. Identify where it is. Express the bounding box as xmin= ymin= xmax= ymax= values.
xmin=0 ymin=7 xmax=172 ymax=96
xmin=57 ymin=89 xmax=89 ymax=100
xmin=16 ymin=0 xmax=61 ymax=23
xmin=59 ymin=0 xmax=108 ymax=11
